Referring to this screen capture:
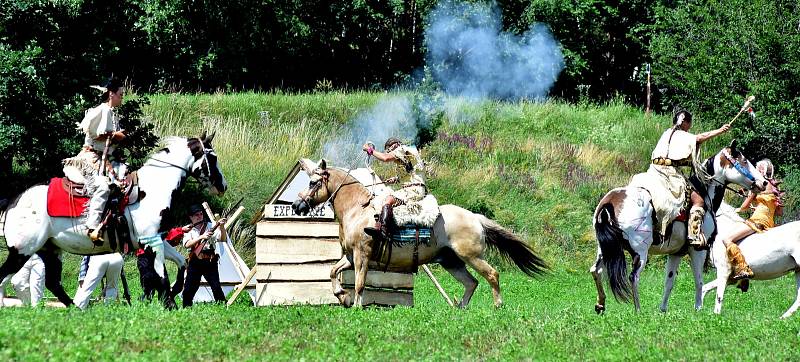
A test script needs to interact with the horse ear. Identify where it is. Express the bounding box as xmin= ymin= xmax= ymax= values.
xmin=205 ymin=132 xmax=216 ymax=145
xmin=319 ymin=159 xmax=327 ymax=170
xmin=729 ymin=139 xmax=739 ymax=156
xmin=200 ymin=130 xmax=207 ymax=141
